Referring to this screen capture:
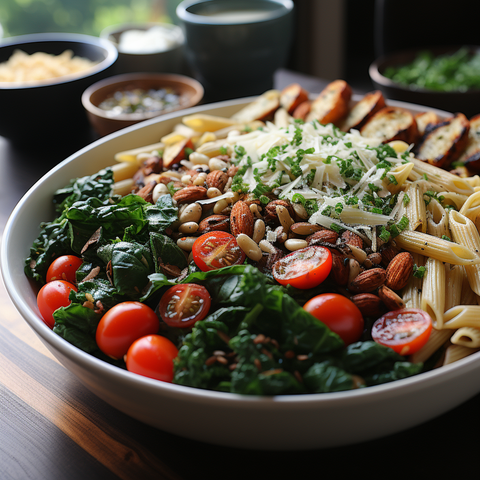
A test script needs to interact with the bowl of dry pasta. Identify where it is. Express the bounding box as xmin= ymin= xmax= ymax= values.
xmin=3 ymin=82 xmax=480 ymax=450
xmin=0 ymin=32 xmax=117 ymax=147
